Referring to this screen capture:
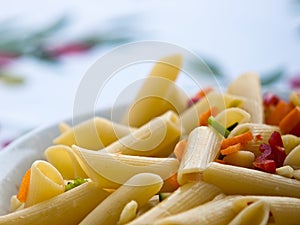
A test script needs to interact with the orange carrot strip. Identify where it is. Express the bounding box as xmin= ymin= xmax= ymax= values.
xmin=215 ymin=159 xmax=226 ymax=164
xmin=279 ymin=106 xmax=300 ymax=134
xmin=160 ymin=173 xmax=180 ymax=192
xmin=199 ymin=107 xmax=218 ymax=126
xmin=266 ymin=100 xmax=294 ymax=125
xmin=195 ymin=87 xmax=213 ymax=99
xmin=220 ymin=143 xmax=241 ymax=155
xmin=174 ymin=139 xmax=187 ymax=162
xmin=221 ymin=131 xmax=254 ymax=149
xmin=17 ymin=169 xmax=31 ymax=202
